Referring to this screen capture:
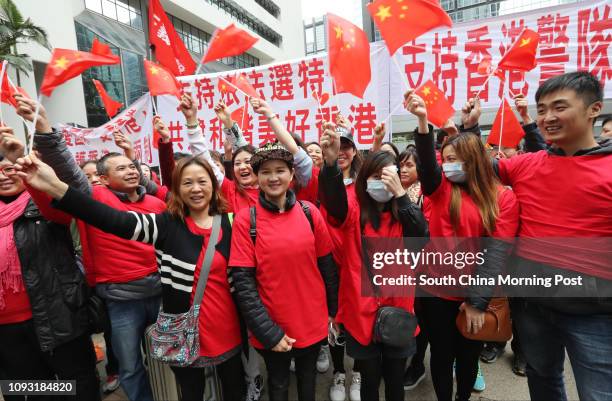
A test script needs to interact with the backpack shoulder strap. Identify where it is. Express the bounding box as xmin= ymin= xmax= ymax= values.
xmin=249 ymin=206 xmax=257 ymax=244
xmin=297 ymin=200 xmax=314 ymax=233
